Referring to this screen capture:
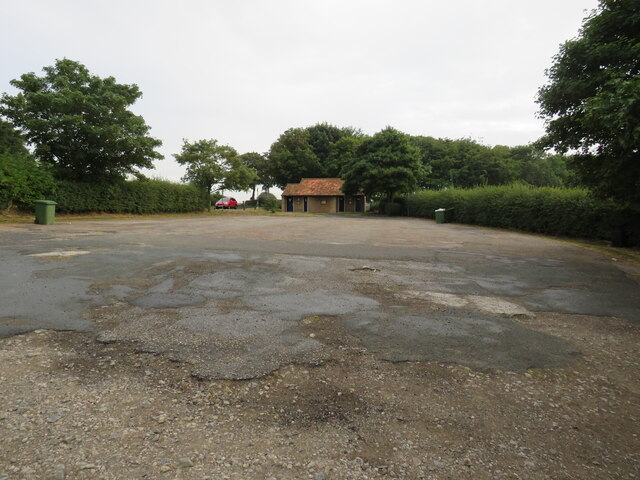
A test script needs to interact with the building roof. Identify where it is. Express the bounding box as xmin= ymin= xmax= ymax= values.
xmin=282 ymin=178 xmax=345 ymax=196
